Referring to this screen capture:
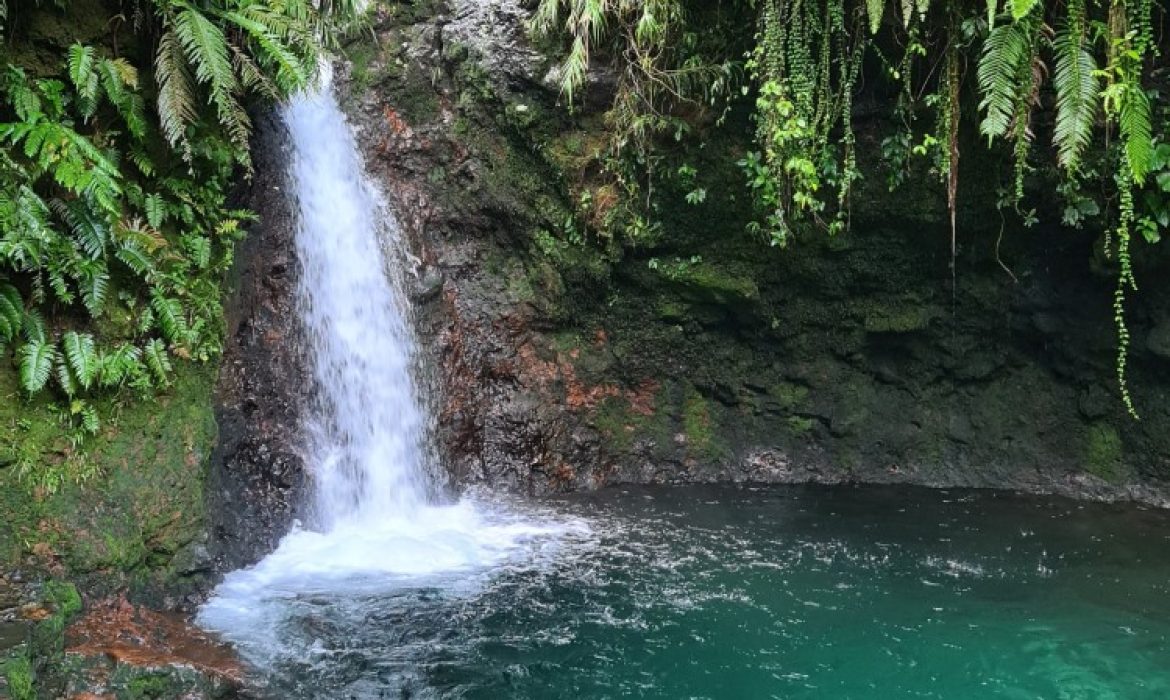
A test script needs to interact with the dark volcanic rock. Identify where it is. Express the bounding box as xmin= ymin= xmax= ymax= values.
xmin=326 ymin=0 xmax=1170 ymax=507
xmin=206 ymin=112 xmax=312 ymax=573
